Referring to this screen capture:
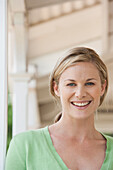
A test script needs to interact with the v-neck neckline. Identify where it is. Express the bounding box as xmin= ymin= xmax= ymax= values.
xmin=43 ymin=126 xmax=68 ymax=169
xmin=43 ymin=126 xmax=109 ymax=170
xmin=99 ymin=131 xmax=109 ymax=169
